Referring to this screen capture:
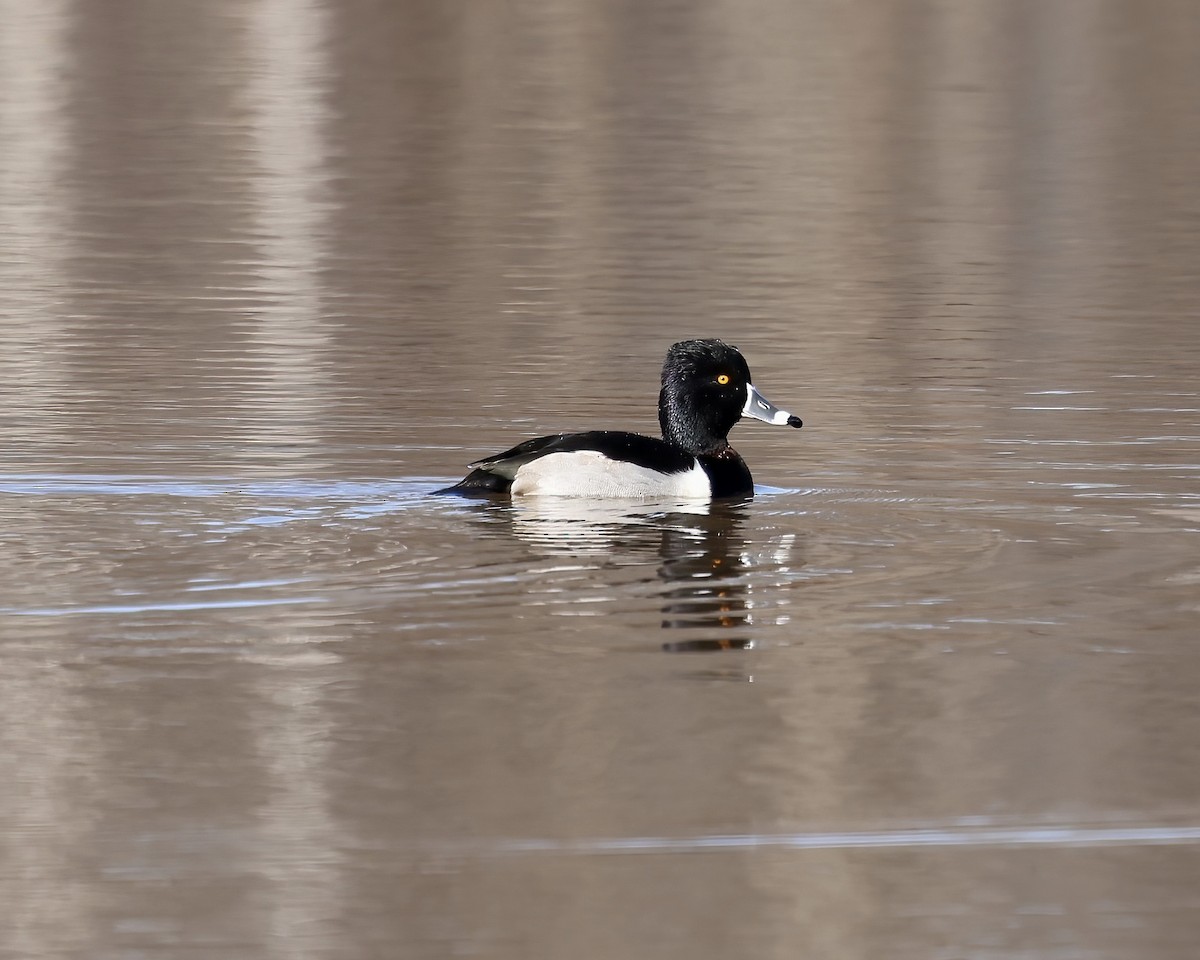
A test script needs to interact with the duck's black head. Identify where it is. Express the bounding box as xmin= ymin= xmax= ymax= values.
xmin=657 ymin=339 xmax=802 ymax=454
